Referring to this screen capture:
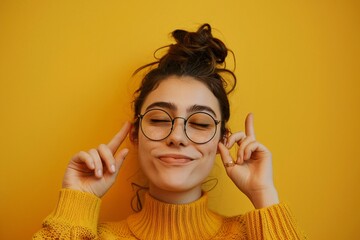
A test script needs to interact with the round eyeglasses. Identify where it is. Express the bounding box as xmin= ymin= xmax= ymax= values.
xmin=138 ymin=109 xmax=221 ymax=144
